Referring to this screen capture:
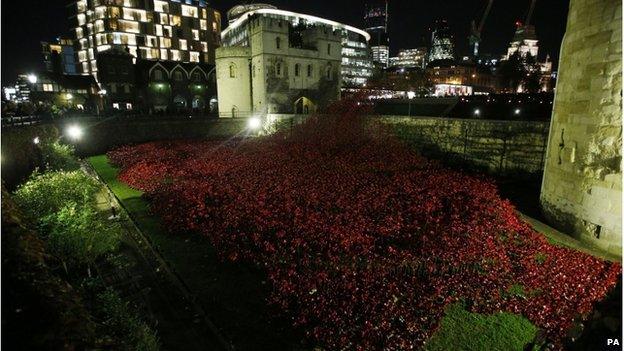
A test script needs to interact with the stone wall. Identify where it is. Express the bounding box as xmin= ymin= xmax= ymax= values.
xmin=65 ymin=117 xmax=249 ymax=156
xmin=379 ymin=116 xmax=550 ymax=175
xmin=540 ymin=0 xmax=622 ymax=255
